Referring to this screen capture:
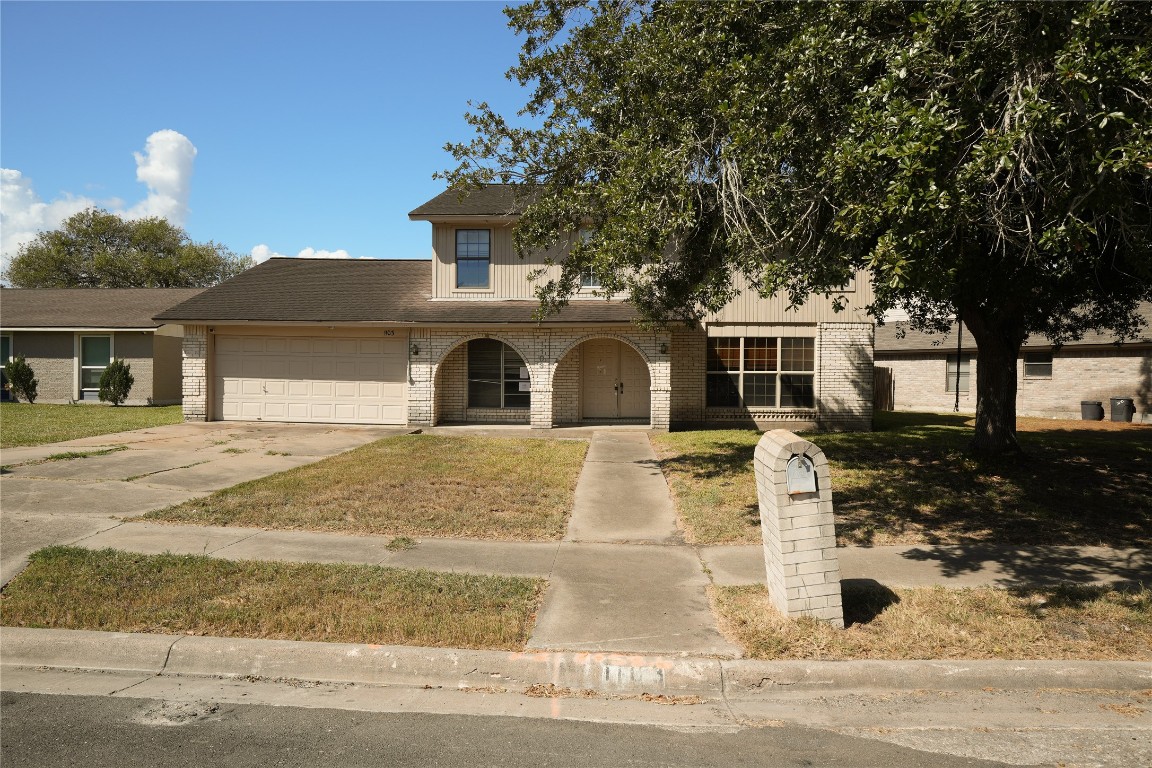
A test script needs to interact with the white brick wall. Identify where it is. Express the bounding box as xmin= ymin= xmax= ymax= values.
xmin=181 ymin=325 xmax=208 ymax=422
xmin=755 ymin=430 xmax=844 ymax=627
xmin=816 ymin=322 xmax=874 ymax=432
